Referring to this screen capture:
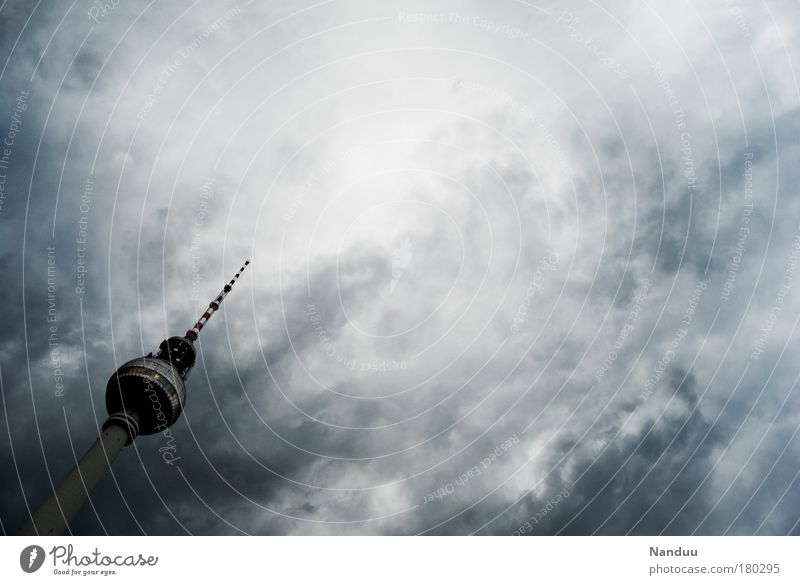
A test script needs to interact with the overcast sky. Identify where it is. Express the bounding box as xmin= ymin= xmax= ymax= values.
xmin=1 ymin=0 xmax=799 ymax=535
